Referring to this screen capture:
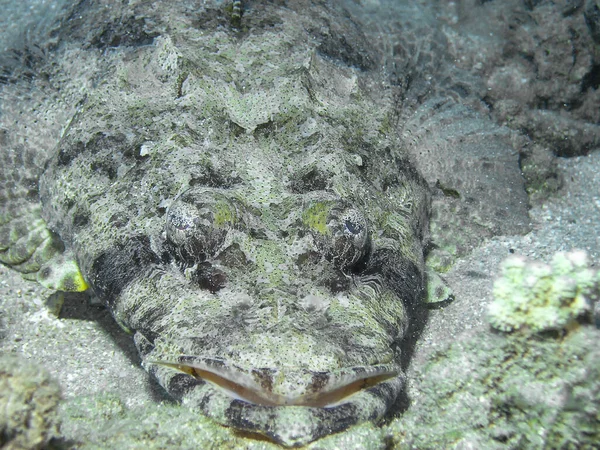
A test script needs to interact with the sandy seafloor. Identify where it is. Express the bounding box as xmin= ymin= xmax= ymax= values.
xmin=1 ymin=0 xmax=599 ymax=449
